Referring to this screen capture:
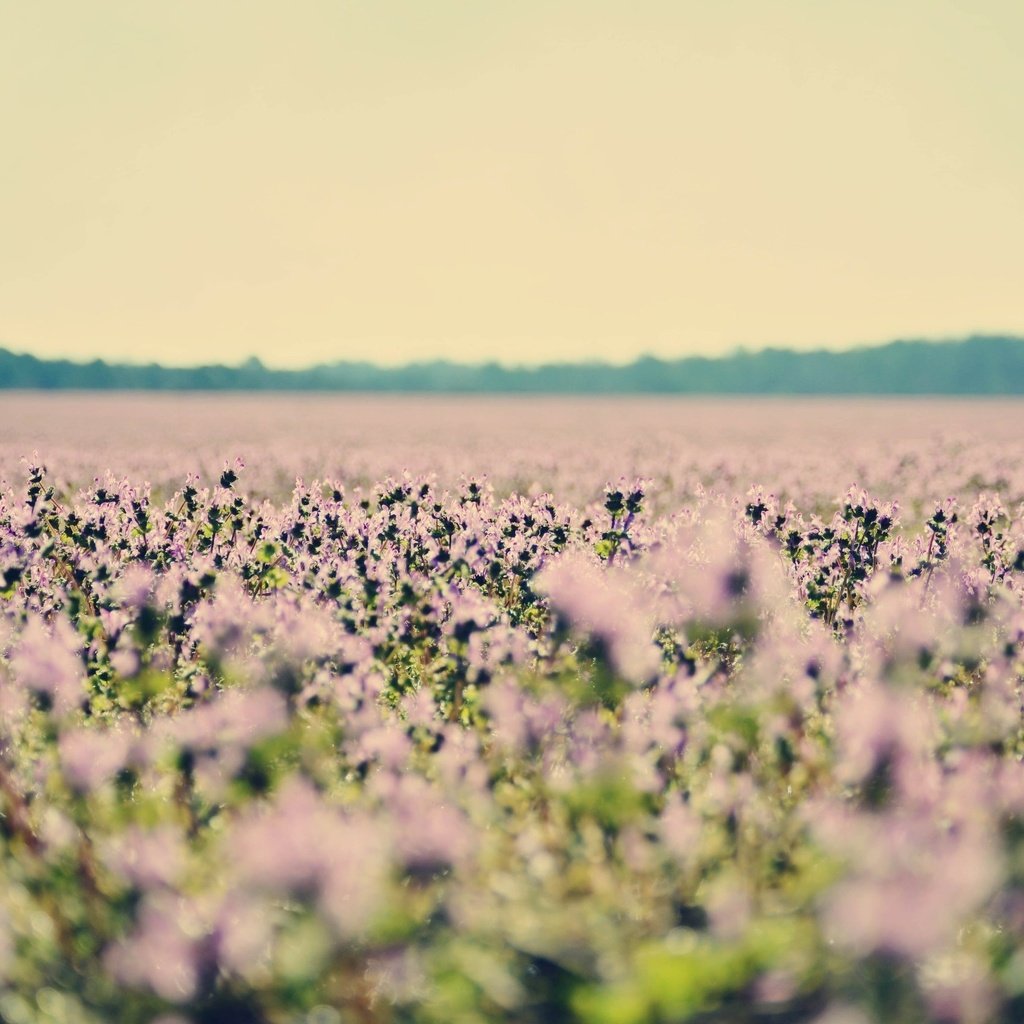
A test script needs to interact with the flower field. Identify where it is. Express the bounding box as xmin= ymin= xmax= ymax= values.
xmin=3 ymin=395 xmax=1024 ymax=1024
